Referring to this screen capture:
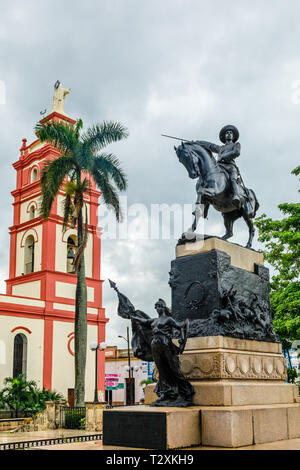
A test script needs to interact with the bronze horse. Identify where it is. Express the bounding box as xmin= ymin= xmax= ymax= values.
xmin=175 ymin=141 xmax=259 ymax=248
